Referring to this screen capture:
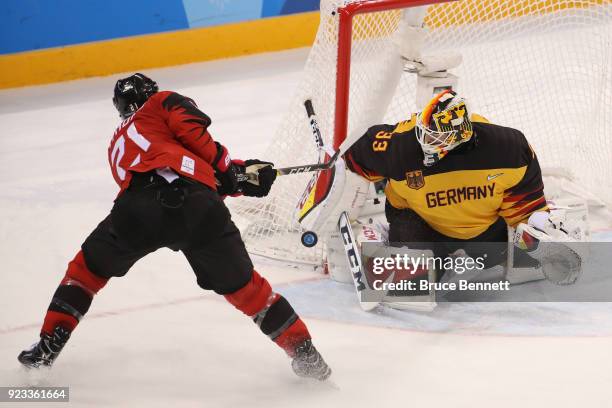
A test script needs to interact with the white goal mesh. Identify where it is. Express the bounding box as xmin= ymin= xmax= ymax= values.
xmin=229 ymin=0 xmax=612 ymax=265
